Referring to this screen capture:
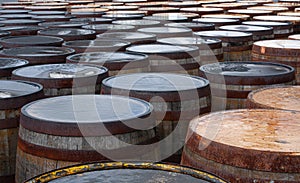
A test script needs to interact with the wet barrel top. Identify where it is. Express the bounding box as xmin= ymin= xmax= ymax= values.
xmin=0 ymin=26 xmax=41 ymax=33
xmin=38 ymin=28 xmax=96 ymax=37
xmin=0 ymin=80 xmax=43 ymax=109
xmin=219 ymin=25 xmax=272 ymax=32
xmin=157 ymin=37 xmax=222 ymax=49
xmin=0 ymin=14 xmax=32 ymax=19
xmin=0 ymin=19 xmax=42 ymax=26
xmin=12 ymin=63 xmax=107 ymax=79
xmin=96 ymin=32 xmax=156 ymax=43
xmin=227 ymin=9 xmax=273 ymax=15
xmin=193 ymin=18 xmax=239 ymax=25
xmin=63 ymin=40 xmax=130 ymax=48
xmin=38 ymin=21 xmax=88 ymax=28
xmin=253 ymin=15 xmax=300 ymax=23
xmin=112 ymin=19 xmax=160 ymax=27
xmin=201 ymin=14 xmax=250 ymax=21
xmin=0 ymin=35 xmax=64 ymax=47
xmin=0 ymin=57 xmax=28 ymax=77
xmin=70 ymin=17 xmax=113 ymax=24
xmin=200 ymin=61 xmax=295 ymax=84
xmin=164 ymin=22 xmax=215 ymax=31
xmin=242 ymin=21 xmax=292 ymax=27
xmin=28 ymin=11 xmax=66 ymax=16
xmin=102 ymin=73 xmax=209 ymax=93
xmin=194 ymin=30 xmax=252 ymax=41
xmin=248 ymin=86 xmax=300 ymax=112
xmin=82 ymin=24 xmax=135 ymax=33
xmin=252 ymin=40 xmax=300 ymax=55
xmin=25 ymin=162 xmax=227 ymax=183
xmin=0 ymin=9 xmax=30 ymax=14
xmin=137 ymin=27 xmax=192 ymax=34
